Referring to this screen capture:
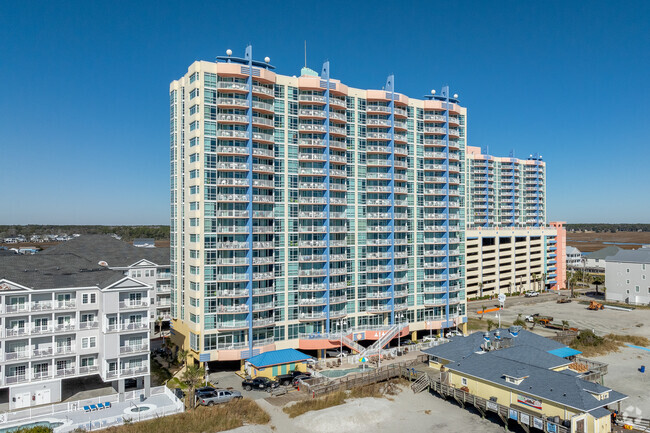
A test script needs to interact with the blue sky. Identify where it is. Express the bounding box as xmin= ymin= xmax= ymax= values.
xmin=0 ymin=1 xmax=648 ymax=224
